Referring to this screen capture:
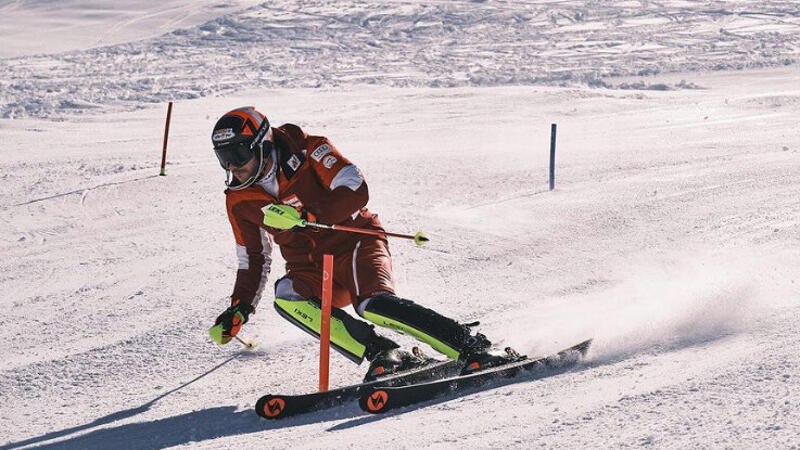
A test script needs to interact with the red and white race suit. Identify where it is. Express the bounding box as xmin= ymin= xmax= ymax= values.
xmin=225 ymin=124 xmax=395 ymax=311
